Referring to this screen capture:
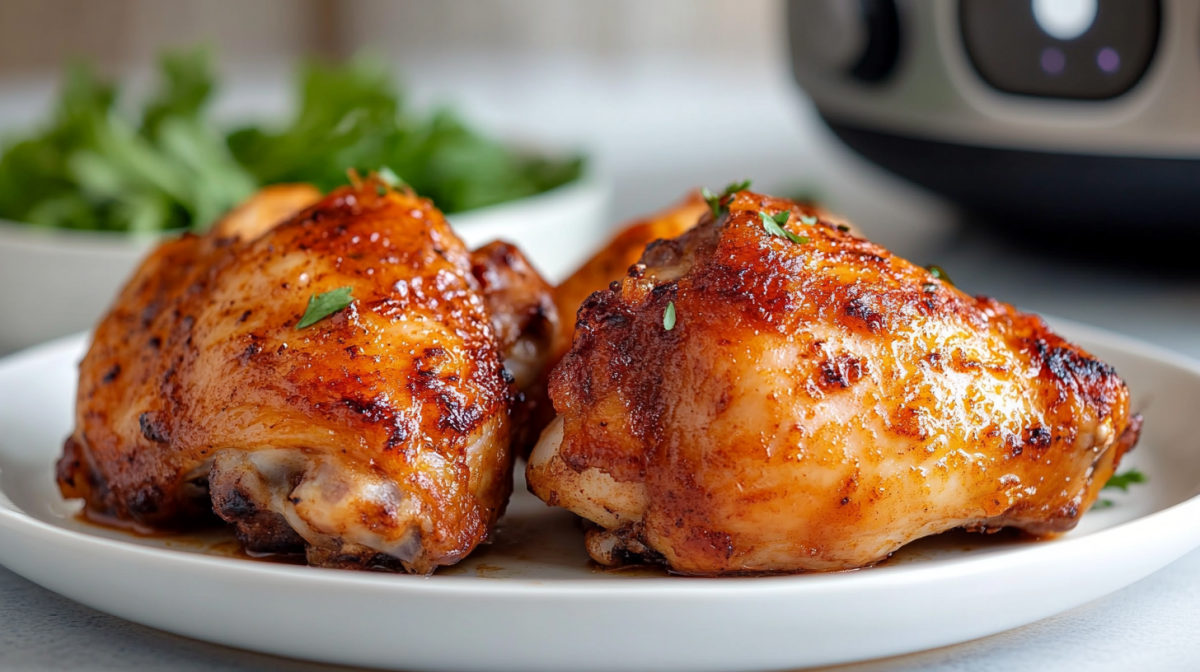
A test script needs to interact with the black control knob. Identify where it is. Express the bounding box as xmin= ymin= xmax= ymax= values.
xmin=788 ymin=0 xmax=902 ymax=83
